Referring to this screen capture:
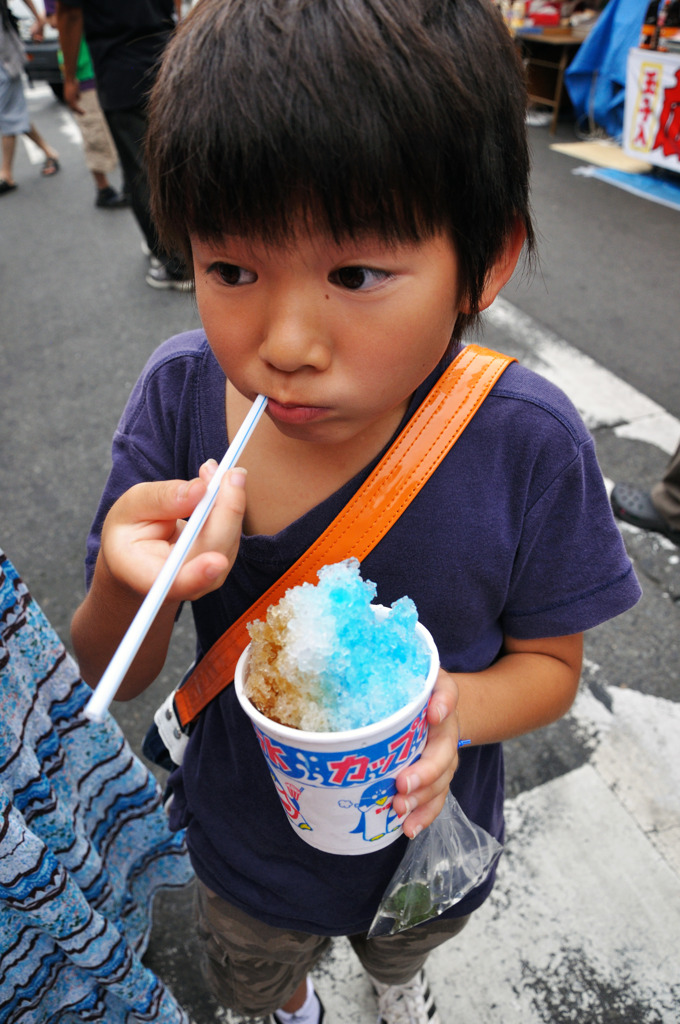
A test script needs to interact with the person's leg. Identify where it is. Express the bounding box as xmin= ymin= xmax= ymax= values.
xmin=76 ymin=90 xmax=126 ymax=207
xmin=350 ymin=914 xmax=470 ymax=1023
xmin=104 ymin=105 xmax=190 ymax=286
xmin=194 ymin=878 xmax=329 ymax=1020
xmin=651 ymin=441 xmax=680 ymax=533
xmin=1 ymin=66 xmax=29 ymax=187
xmin=103 ymin=106 xmax=161 ymax=254
xmin=1 ymin=134 xmax=17 ymax=184
xmin=24 ymin=123 xmax=59 ymax=172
